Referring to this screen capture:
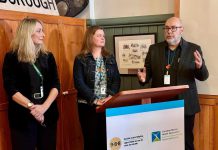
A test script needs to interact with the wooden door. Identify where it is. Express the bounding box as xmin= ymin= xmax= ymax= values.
xmin=0 ymin=10 xmax=86 ymax=150
xmin=0 ymin=19 xmax=19 ymax=150
xmin=57 ymin=23 xmax=85 ymax=150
